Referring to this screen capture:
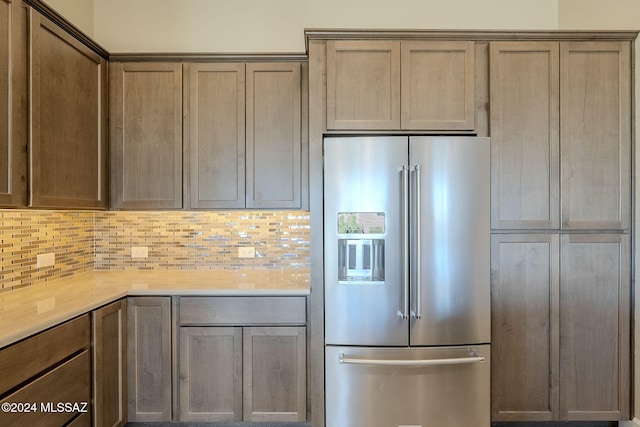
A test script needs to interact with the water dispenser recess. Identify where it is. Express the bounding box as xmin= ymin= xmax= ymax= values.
xmin=338 ymin=239 xmax=385 ymax=284
xmin=336 ymin=212 xmax=386 ymax=285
